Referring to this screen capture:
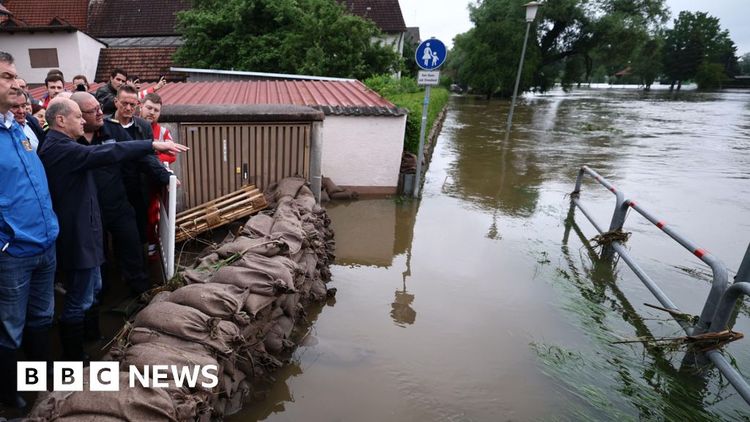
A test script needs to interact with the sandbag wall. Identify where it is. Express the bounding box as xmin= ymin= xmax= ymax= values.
xmin=27 ymin=177 xmax=335 ymax=421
